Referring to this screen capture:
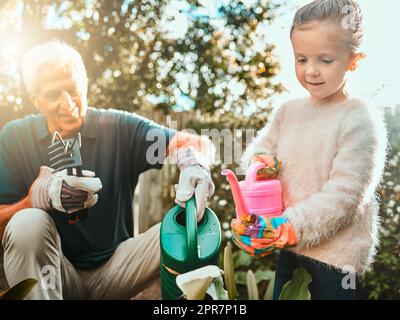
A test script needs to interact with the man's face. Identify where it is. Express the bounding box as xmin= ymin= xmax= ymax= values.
xmin=32 ymin=66 xmax=88 ymax=138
